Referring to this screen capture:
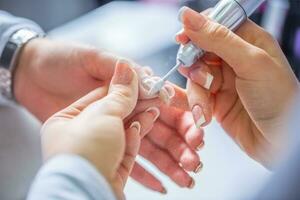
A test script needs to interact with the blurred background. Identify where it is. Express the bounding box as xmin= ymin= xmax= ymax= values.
xmin=0 ymin=0 xmax=298 ymax=199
